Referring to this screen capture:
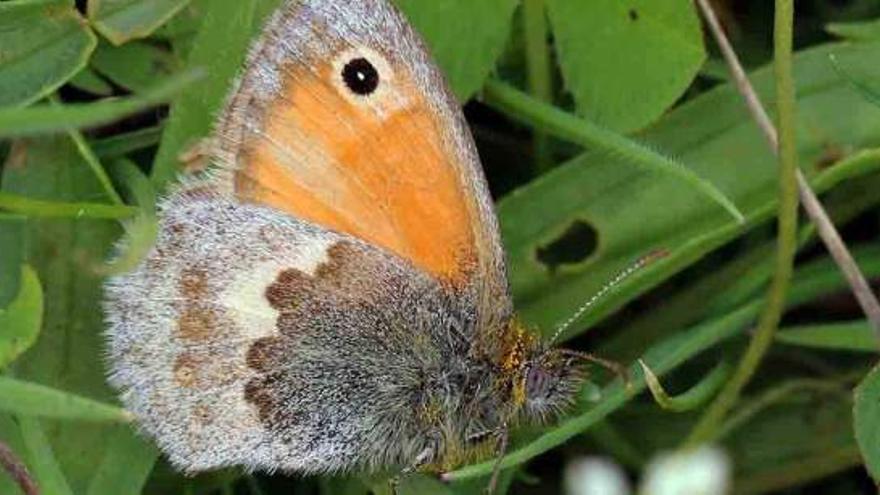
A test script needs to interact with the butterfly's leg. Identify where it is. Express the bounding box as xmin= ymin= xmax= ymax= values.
xmin=390 ymin=434 xmax=440 ymax=491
